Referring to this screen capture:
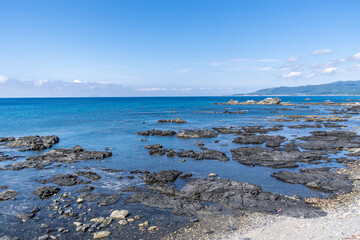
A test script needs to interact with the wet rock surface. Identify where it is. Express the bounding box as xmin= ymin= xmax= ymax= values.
xmin=241 ymin=125 xmax=283 ymax=134
xmin=136 ymin=129 xmax=176 ymax=136
xmin=231 ymin=147 xmax=327 ymax=168
xmin=6 ymin=135 xmax=59 ymax=151
xmin=39 ymin=174 xmax=90 ymax=186
xmin=271 ymin=167 xmax=354 ymax=193
xmin=158 ymin=119 xmax=186 ymax=123
xmin=7 ymin=146 xmax=112 ymax=170
xmin=128 ymin=177 xmax=324 ymax=217
xmin=233 ymin=135 xmax=285 ymax=147
xmin=146 ymin=145 xmax=230 ymax=161
xmin=34 ymin=186 xmax=60 ymax=199
xmin=214 ymin=97 xmax=282 ymax=105
xmin=296 ymin=131 xmax=360 ymax=152
xmin=176 ymin=129 xmax=218 ymax=138
xmin=142 ymin=170 xmax=183 ymax=184
xmin=213 ymin=127 xmax=243 ymax=134
xmin=0 ymin=189 xmax=18 ymax=201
